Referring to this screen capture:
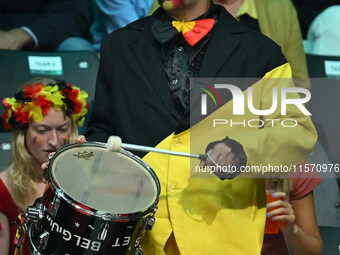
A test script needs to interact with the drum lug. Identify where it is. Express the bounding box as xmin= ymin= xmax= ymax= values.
xmin=132 ymin=248 xmax=144 ymax=255
xmin=143 ymin=217 xmax=155 ymax=231
xmin=38 ymin=230 xmax=50 ymax=250
xmin=47 ymin=197 xmax=60 ymax=217
xmin=25 ymin=204 xmax=46 ymax=223
xmin=98 ymin=221 xmax=110 ymax=240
